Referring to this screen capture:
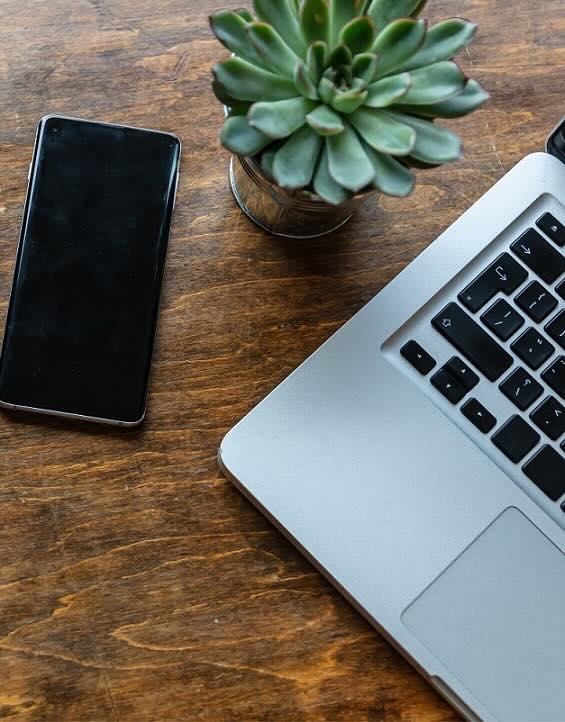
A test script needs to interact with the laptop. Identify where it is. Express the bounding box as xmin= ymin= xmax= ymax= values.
xmin=219 ymin=119 xmax=565 ymax=722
